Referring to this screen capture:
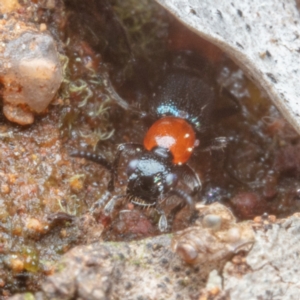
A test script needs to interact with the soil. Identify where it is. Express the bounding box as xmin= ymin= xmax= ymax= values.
xmin=0 ymin=0 xmax=299 ymax=296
